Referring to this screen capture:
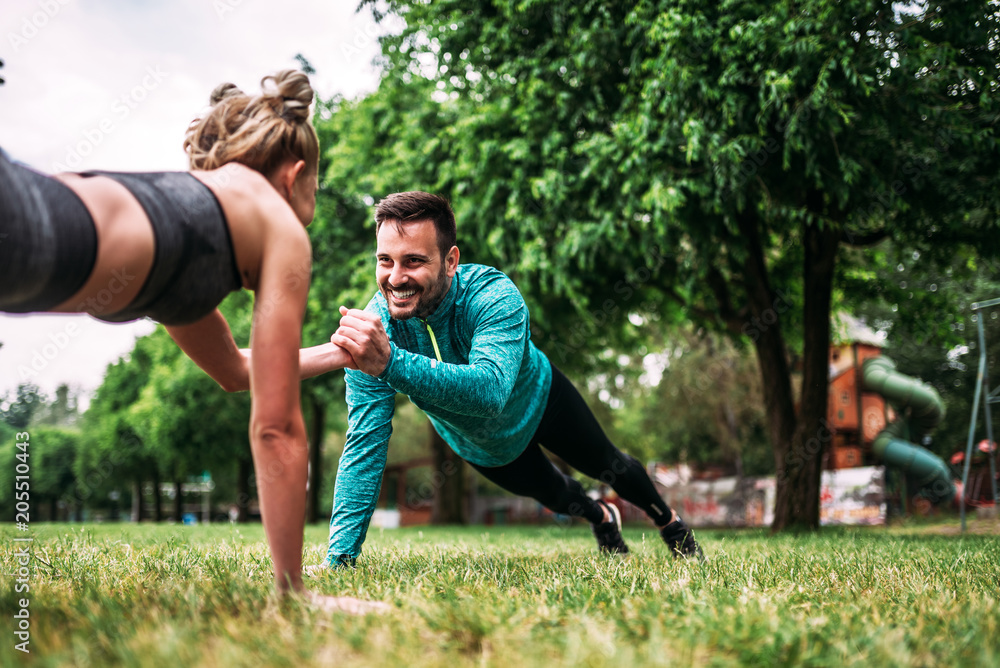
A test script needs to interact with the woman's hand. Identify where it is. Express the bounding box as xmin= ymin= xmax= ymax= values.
xmin=305 ymin=591 xmax=391 ymax=615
